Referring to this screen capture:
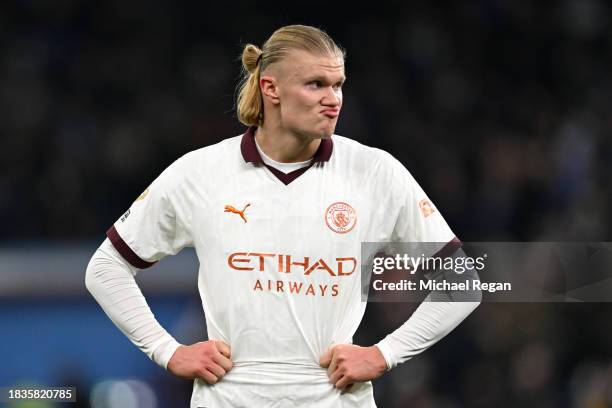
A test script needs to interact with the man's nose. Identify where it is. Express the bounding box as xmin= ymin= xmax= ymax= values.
xmin=322 ymin=87 xmax=341 ymax=106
